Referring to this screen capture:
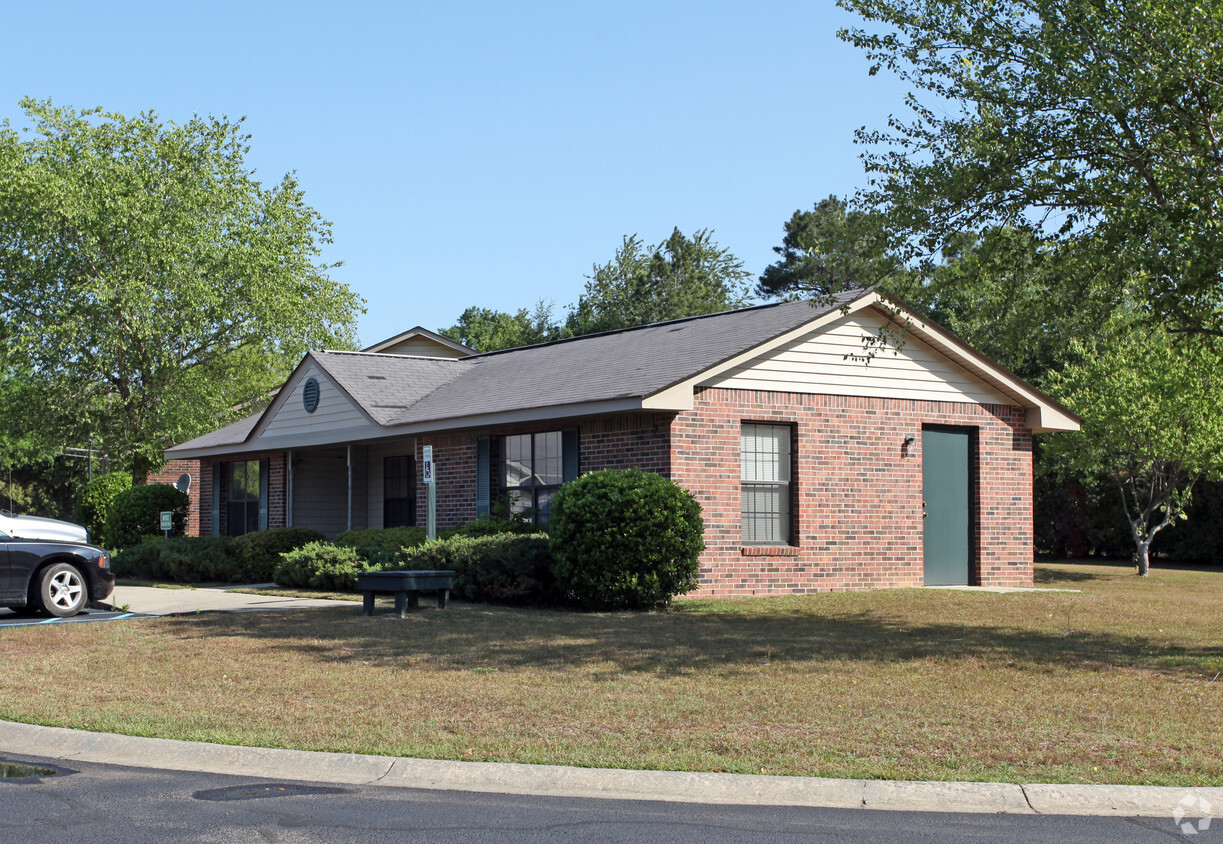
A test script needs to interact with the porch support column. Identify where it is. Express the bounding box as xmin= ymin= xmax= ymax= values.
xmin=347 ymin=444 xmax=353 ymax=532
xmin=287 ymin=450 xmax=294 ymax=527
